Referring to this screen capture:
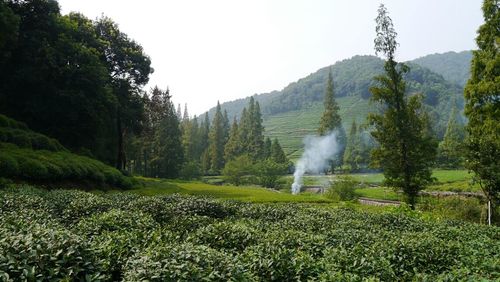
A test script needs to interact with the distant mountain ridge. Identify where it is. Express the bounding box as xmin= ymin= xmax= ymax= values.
xmin=209 ymin=51 xmax=471 ymax=120
xmin=411 ymin=51 xmax=472 ymax=87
